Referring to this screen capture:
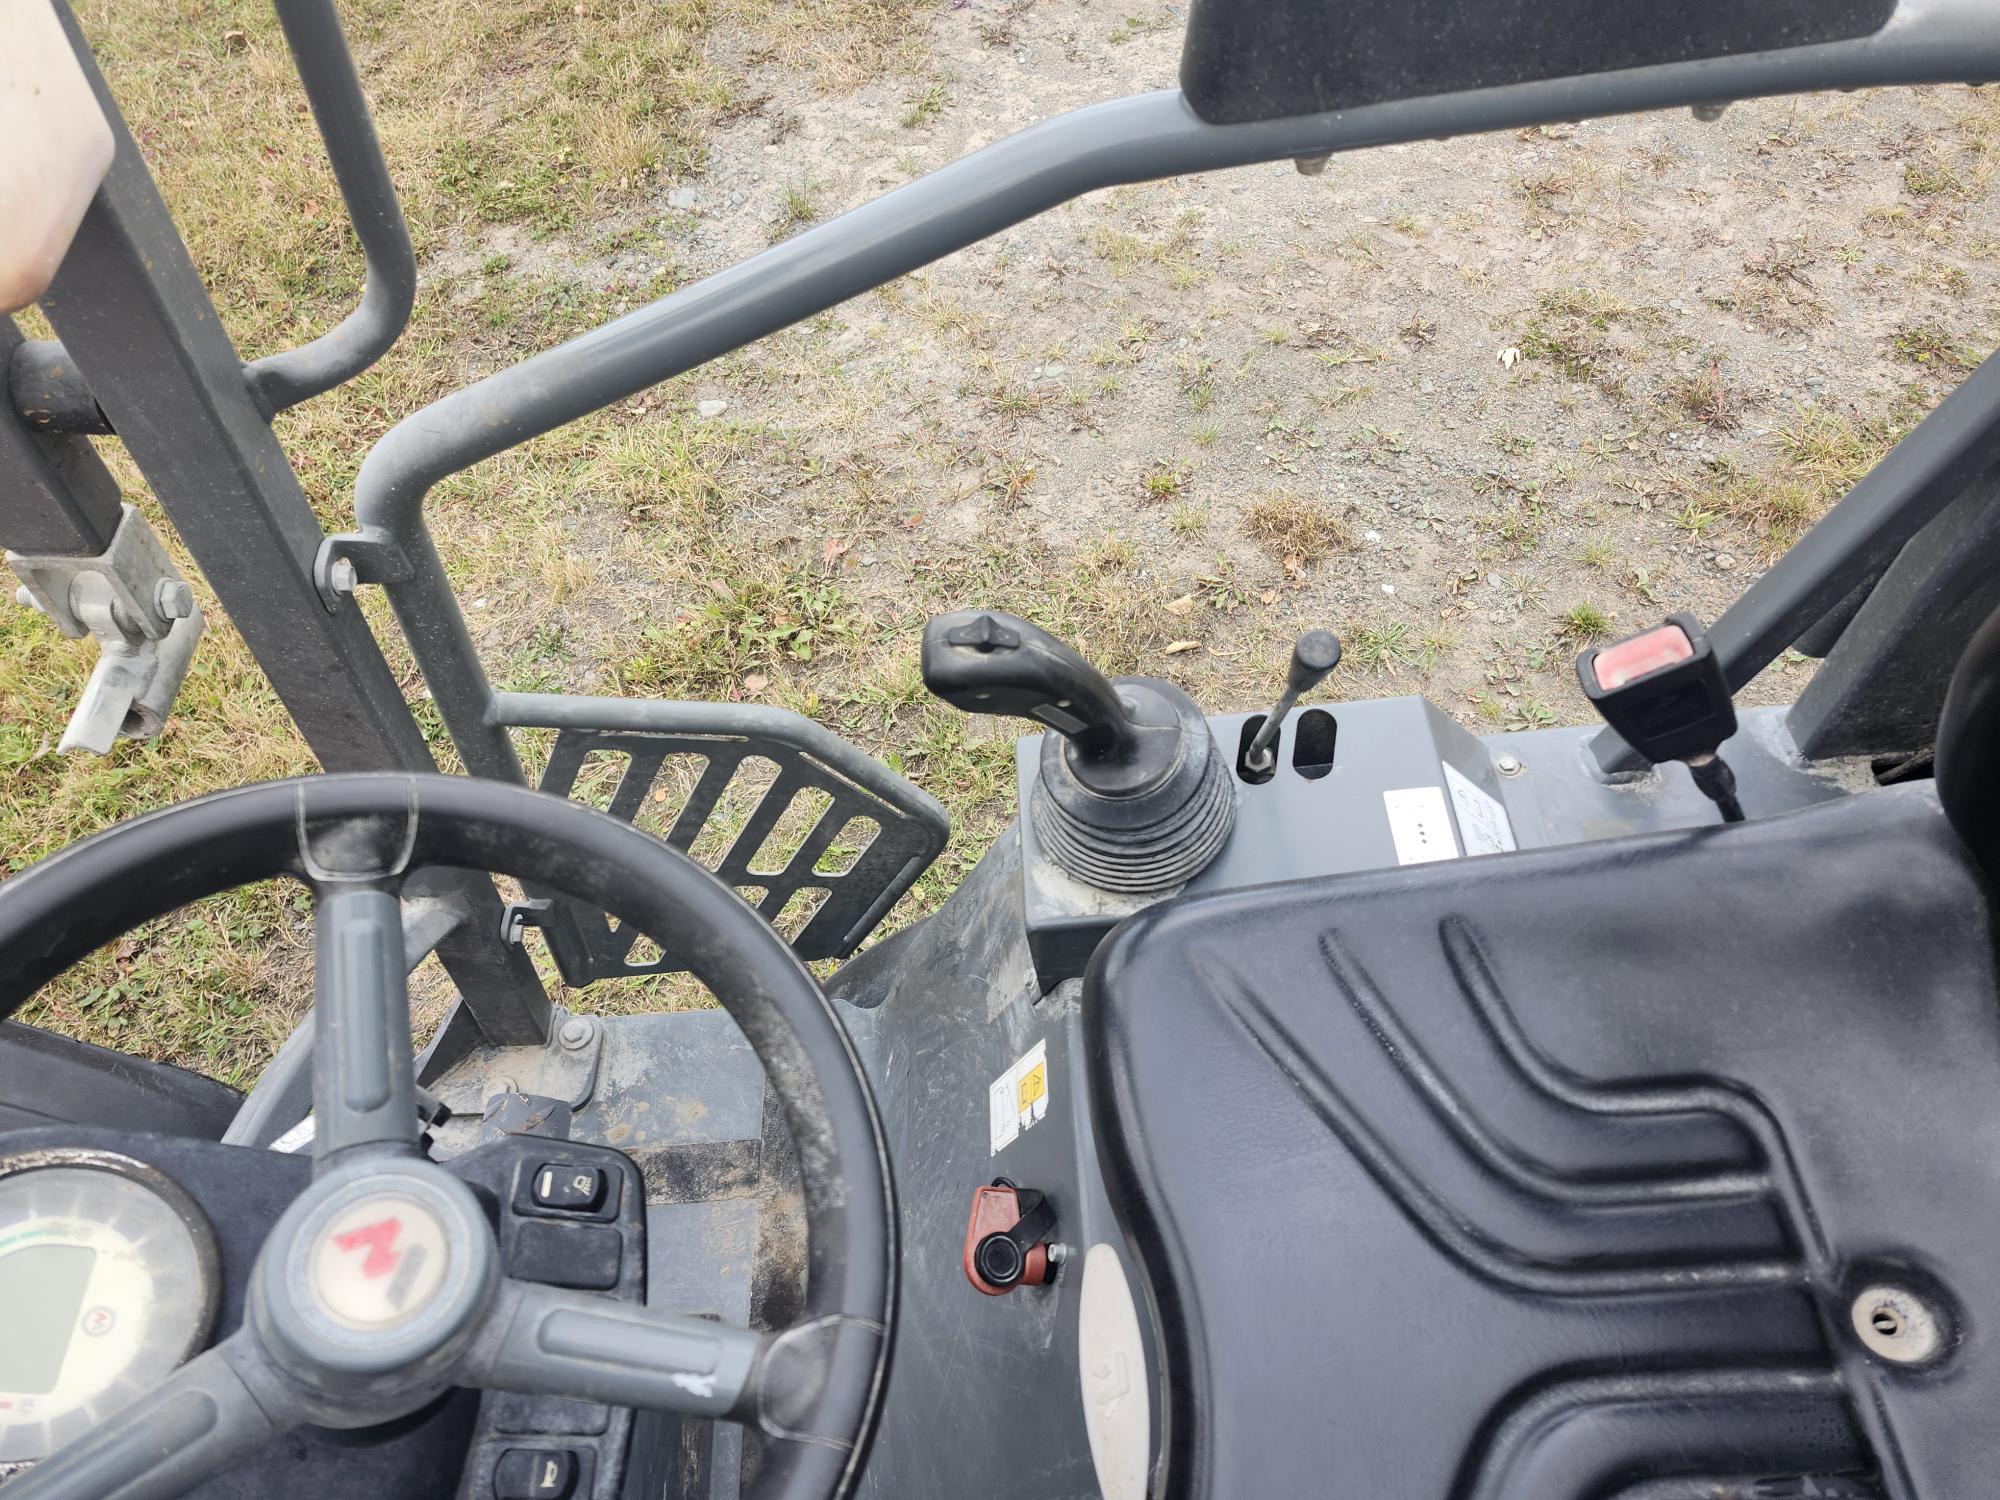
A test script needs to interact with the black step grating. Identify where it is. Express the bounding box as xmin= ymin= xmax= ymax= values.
xmin=516 ymin=719 xmax=947 ymax=984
